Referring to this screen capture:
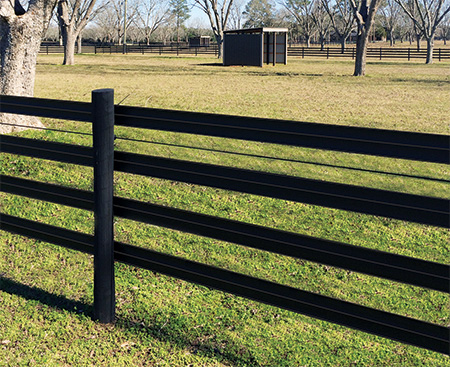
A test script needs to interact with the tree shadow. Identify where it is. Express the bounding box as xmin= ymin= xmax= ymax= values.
xmin=0 ymin=276 xmax=257 ymax=366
